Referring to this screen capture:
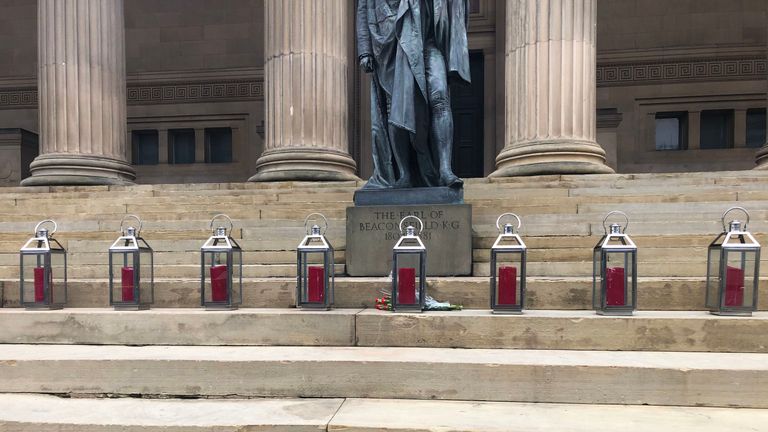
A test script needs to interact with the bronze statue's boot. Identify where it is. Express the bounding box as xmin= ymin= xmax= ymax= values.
xmin=439 ymin=170 xmax=463 ymax=188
